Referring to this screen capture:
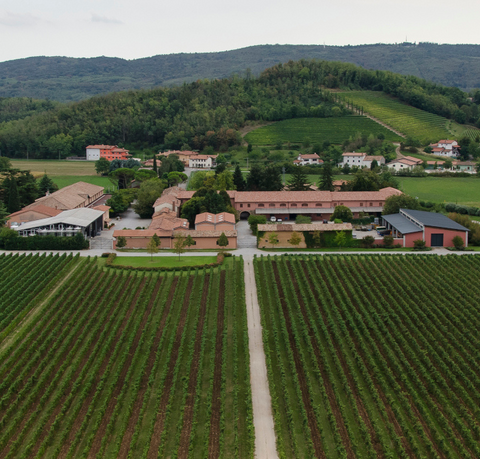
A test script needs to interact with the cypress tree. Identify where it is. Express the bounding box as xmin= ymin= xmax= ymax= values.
xmin=7 ymin=176 xmax=20 ymax=213
xmin=233 ymin=165 xmax=246 ymax=191
xmin=318 ymin=162 xmax=334 ymax=191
